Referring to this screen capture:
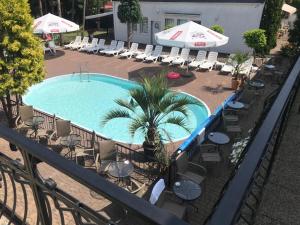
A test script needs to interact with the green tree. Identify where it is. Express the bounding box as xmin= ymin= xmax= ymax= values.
xmin=102 ymin=75 xmax=201 ymax=158
xmin=210 ymin=24 xmax=224 ymax=34
xmin=260 ymin=0 xmax=284 ymax=53
xmin=243 ymin=29 xmax=267 ymax=58
xmin=0 ymin=0 xmax=45 ymax=128
xmin=117 ymin=0 xmax=142 ymax=47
